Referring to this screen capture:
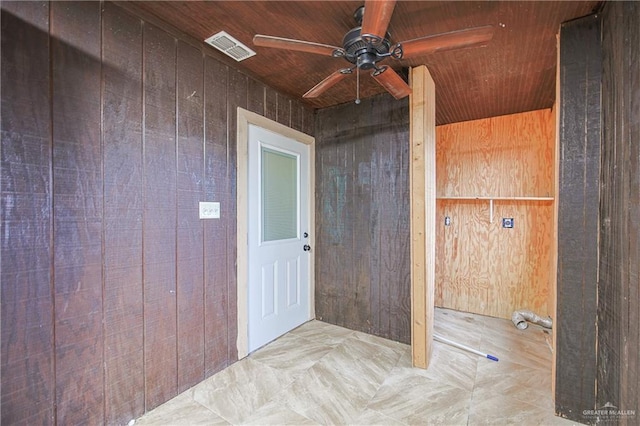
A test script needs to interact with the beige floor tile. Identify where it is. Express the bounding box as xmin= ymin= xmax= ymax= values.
xmin=394 ymin=339 xmax=480 ymax=392
xmin=468 ymin=393 xmax=564 ymax=426
xmin=352 ymin=408 xmax=408 ymax=425
xmin=190 ymin=357 xmax=295 ymax=424
xmin=288 ymin=319 xmax=354 ymax=346
xmin=240 ymin=400 xmax=319 ymax=425
xmin=350 ymin=329 xmax=410 ymax=355
xmin=135 ymin=309 xmax=570 ymax=426
xmin=434 ymin=308 xmax=485 ymax=348
xmin=135 ymin=392 xmax=228 ymax=425
xmin=249 ymin=332 xmax=334 ymax=377
xmin=481 ymin=328 xmax=553 ymax=371
xmin=367 ymin=373 xmax=472 ymax=425
xmin=272 ymin=362 xmax=372 ymax=425
xmin=473 ymin=357 xmax=554 ymax=411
